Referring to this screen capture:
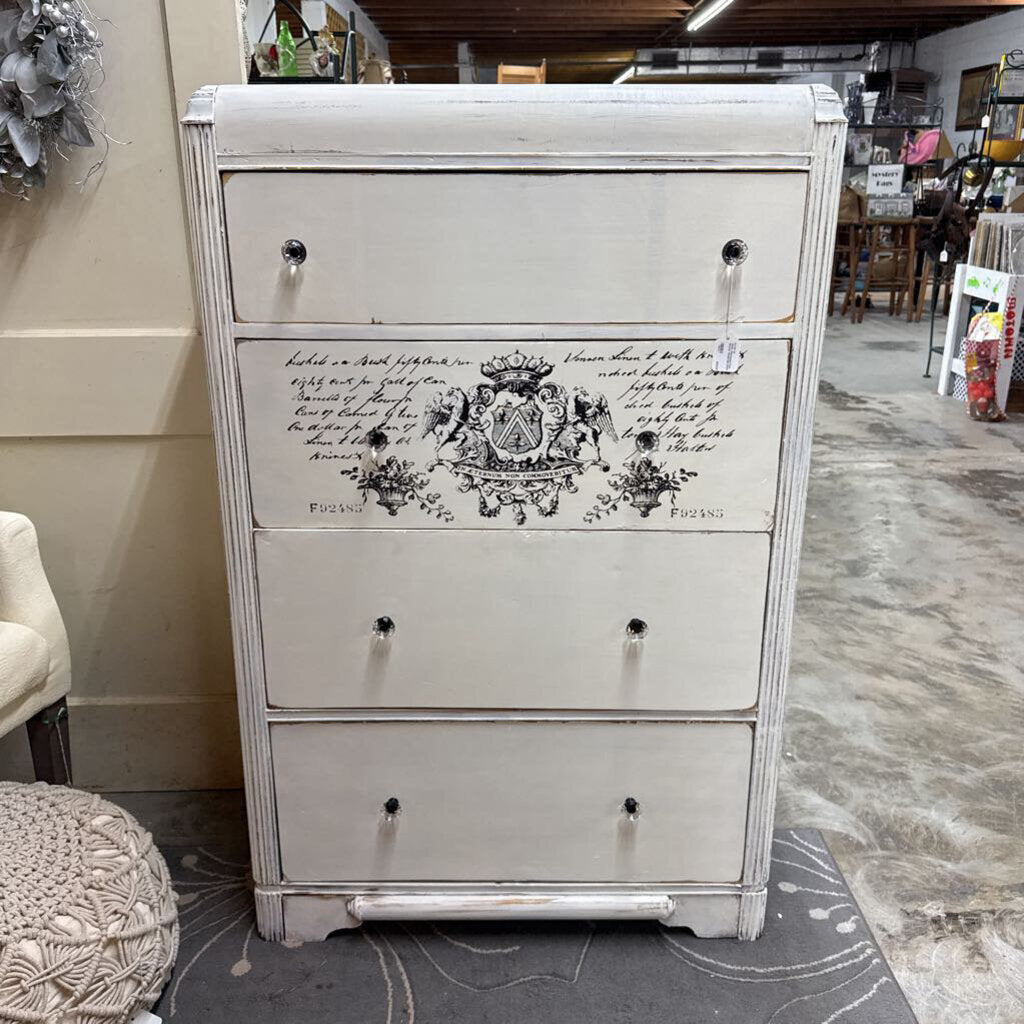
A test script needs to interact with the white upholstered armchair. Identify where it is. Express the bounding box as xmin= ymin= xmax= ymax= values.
xmin=0 ymin=511 xmax=72 ymax=782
